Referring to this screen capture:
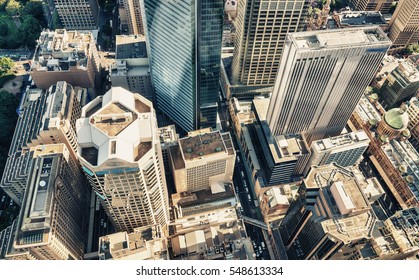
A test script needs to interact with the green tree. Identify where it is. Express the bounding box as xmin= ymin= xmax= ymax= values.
xmin=0 ymin=57 xmax=14 ymax=77
xmin=0 ymin=0 xmax=7 ymax=10
xmin=5 ymin=0 xmax=21 ymax=16
xmin=21 ymin=0 xmax=44 ymax=21
xmin=18 ymin=15 xmax=41 ymax=48
xmin=0 ymin=21 xmax=8 ymax=36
